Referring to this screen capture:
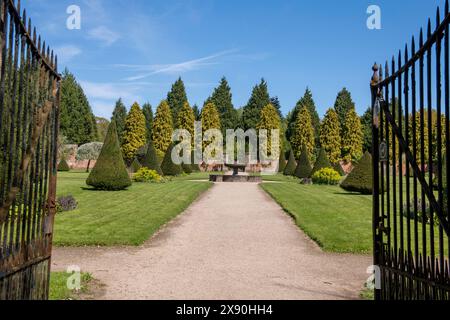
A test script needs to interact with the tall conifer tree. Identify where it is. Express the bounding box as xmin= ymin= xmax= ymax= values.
xmin=167 ymin=78 xmax=188 ymax=127
xmin=152 ymin=100 xmax=174 ymax=154
xmin=60 ymin=69 xmax=97 ymax=144
xmin=291 ymin=106 xmax=315 ymax=160
xmin=111 ymin=98 xmax=127 ymax=145
xmin=206 ymin=77 xmax=239 ymax=135
xmin=320 ymin=108 xmax=341 ymax=164
xmin=342 ymin=107 xmax=363 ymax=162
xmin=121 ymin=102 xmax=147 ymax=164
xmin=242 ymin=79 xmax=271 ymax=130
